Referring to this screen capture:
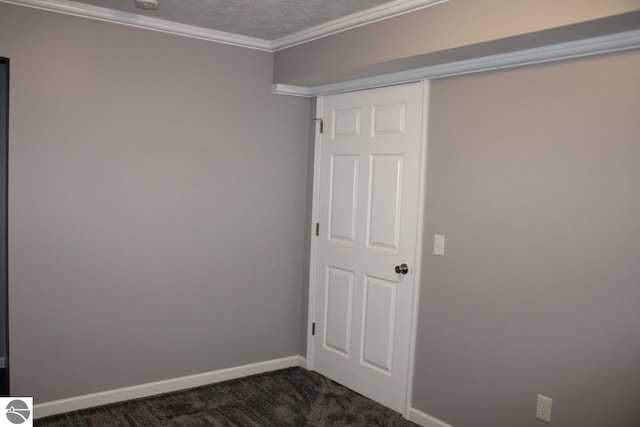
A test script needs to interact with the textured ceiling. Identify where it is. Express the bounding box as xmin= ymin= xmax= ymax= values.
xmin=69 ymin=0 xmax=396 ymax=40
